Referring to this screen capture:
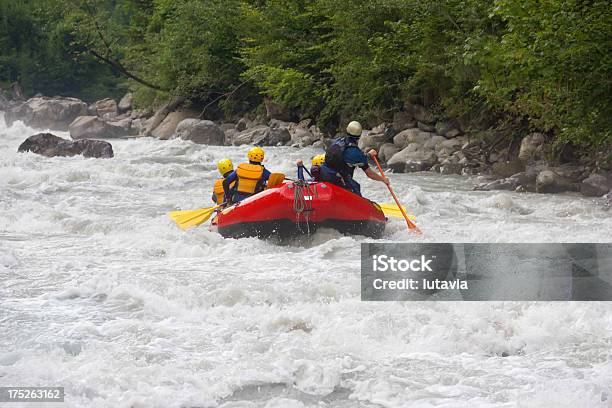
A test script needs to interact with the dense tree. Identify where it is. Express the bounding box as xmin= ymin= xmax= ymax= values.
xmin=0 ymin=0 xmax=122 ymax=101
xmin=1 ymin=0 xmax=610 ymax=147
